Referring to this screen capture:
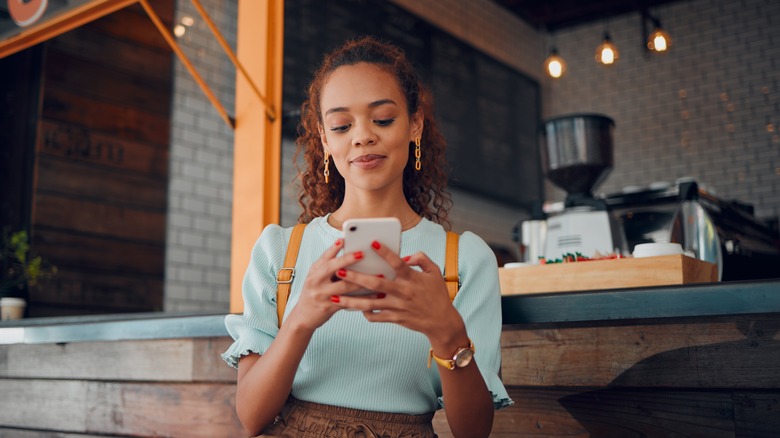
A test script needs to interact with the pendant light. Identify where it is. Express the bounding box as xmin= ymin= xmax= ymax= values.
xmin=647 ymin=23 xmax=671 ymax=52
xmin=544 ymin=48 xmax=566 ymax=79
xmin=595 ymin=32 xmax=619 ymax=65
xmin=643 ymin=10 xmax=672 ymax=53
